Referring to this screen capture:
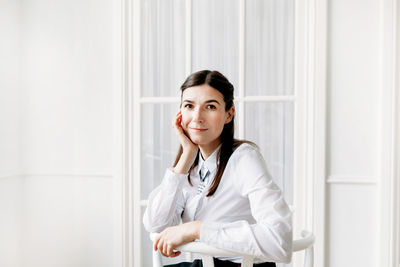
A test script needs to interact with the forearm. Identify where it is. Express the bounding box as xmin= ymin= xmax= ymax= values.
xmin=199 ymin=220 xmax=292 ymax=263
xmin=182 ymin=221 xmax=203 ymax=241
xmin=173 ymin=150 xmax=198 ymax=174
xmin=143 ymin=169 xmax=187 ymax=232
xmin=154 ymin=221 xmax=203 ymax=258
